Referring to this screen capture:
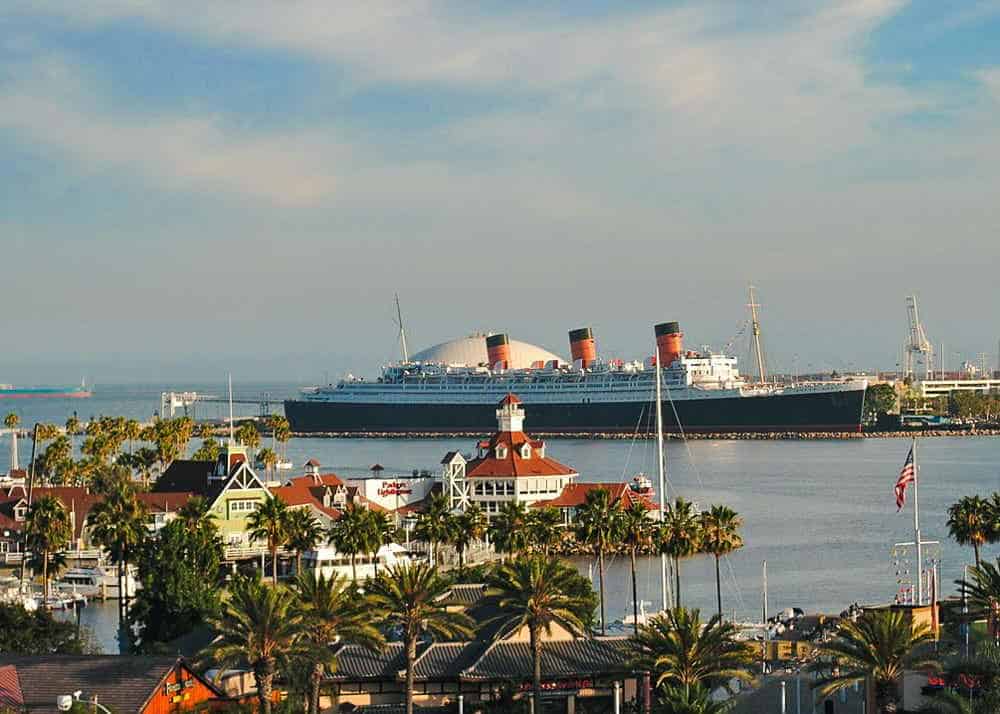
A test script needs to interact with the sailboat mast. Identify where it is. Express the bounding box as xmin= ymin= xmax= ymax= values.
xmin=655 ymin=346 xmax=669 ymax=612
xmin=749 ymin=285 xmax=766 ymax=384
xmin=395 ymin=293 xmax=409 ymax=363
